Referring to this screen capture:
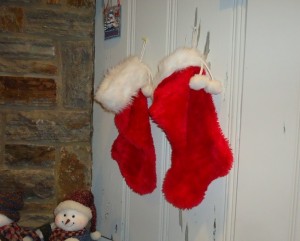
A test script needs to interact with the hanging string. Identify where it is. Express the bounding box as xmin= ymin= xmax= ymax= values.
xmin=201 ymin=58 xmax=214 ymax=80
xmin=140 ymin=37 xmax=148 ymax=62
xmin=190 ymin=9 xmax=214 ymax=81
xmin=138 ymin=37 xmax=153 ymax=94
